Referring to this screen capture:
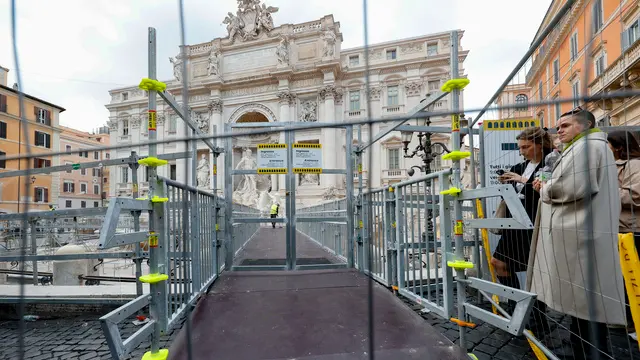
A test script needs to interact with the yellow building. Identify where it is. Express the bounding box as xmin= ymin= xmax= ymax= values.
xmin=525 ymin=0 xmax=640 ymax=128
xmin=0 ymin=66 xmax=65 ymax=214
